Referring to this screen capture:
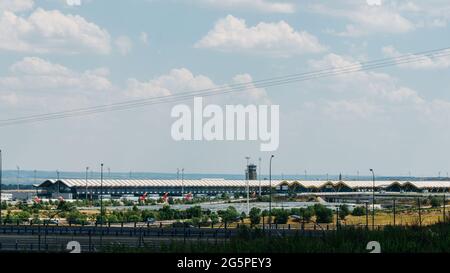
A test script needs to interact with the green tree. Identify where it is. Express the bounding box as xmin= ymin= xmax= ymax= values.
xmin=210 ymin=212 xmax=219 ymax=225
xmin=430 ymin=197 xmax=442 ymax=208
xmin=249 ymin=207 xmax=261 ymax=226
xmin=107 ymin=214 xmax=119 ymax=223
xmin=339 ymin=205 xmax=350 ymax=221
xmin=128 ymin=214 xmax=142 ymax=223
xmin=16 ymin=211 xmax=31 ymax=223
xmin=220 ymin=206 xmax=239 ymax=223
xmin=273 ymin=209 xmax=289 ymax=224
xmin=314 ymin=204 xmax=333 ymax=223
xmin=186 ymin=206 xmax=202 ymax=218
xmin=352 ymin=206 xmax=366 ymax=216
